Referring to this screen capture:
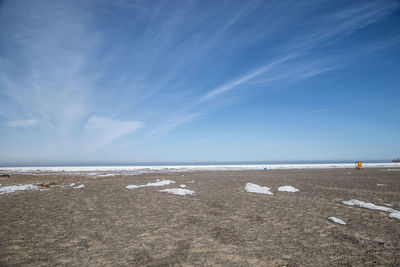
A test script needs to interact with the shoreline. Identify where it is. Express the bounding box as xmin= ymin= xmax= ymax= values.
xmin=1 ymin=162 xmax=400 ymax=174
